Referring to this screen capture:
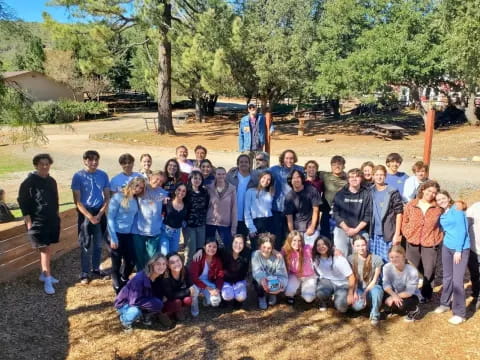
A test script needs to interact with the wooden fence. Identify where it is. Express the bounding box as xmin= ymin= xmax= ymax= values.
xmin=0 ymin=208 xmax=78 ymax=283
